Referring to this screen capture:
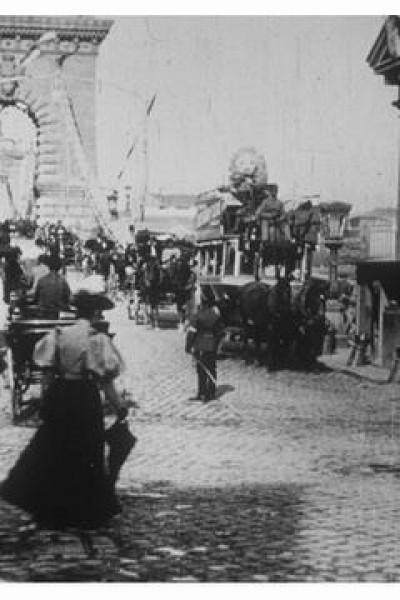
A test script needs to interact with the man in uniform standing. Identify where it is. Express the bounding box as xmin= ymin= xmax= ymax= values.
xmin=185 ymin=295 xmax=225 ymax=402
